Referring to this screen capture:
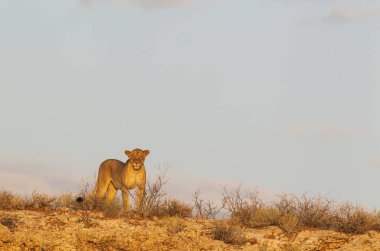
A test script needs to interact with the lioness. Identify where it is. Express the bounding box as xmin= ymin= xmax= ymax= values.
xmin=95 ymin=148 xmax=149 ymax=213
